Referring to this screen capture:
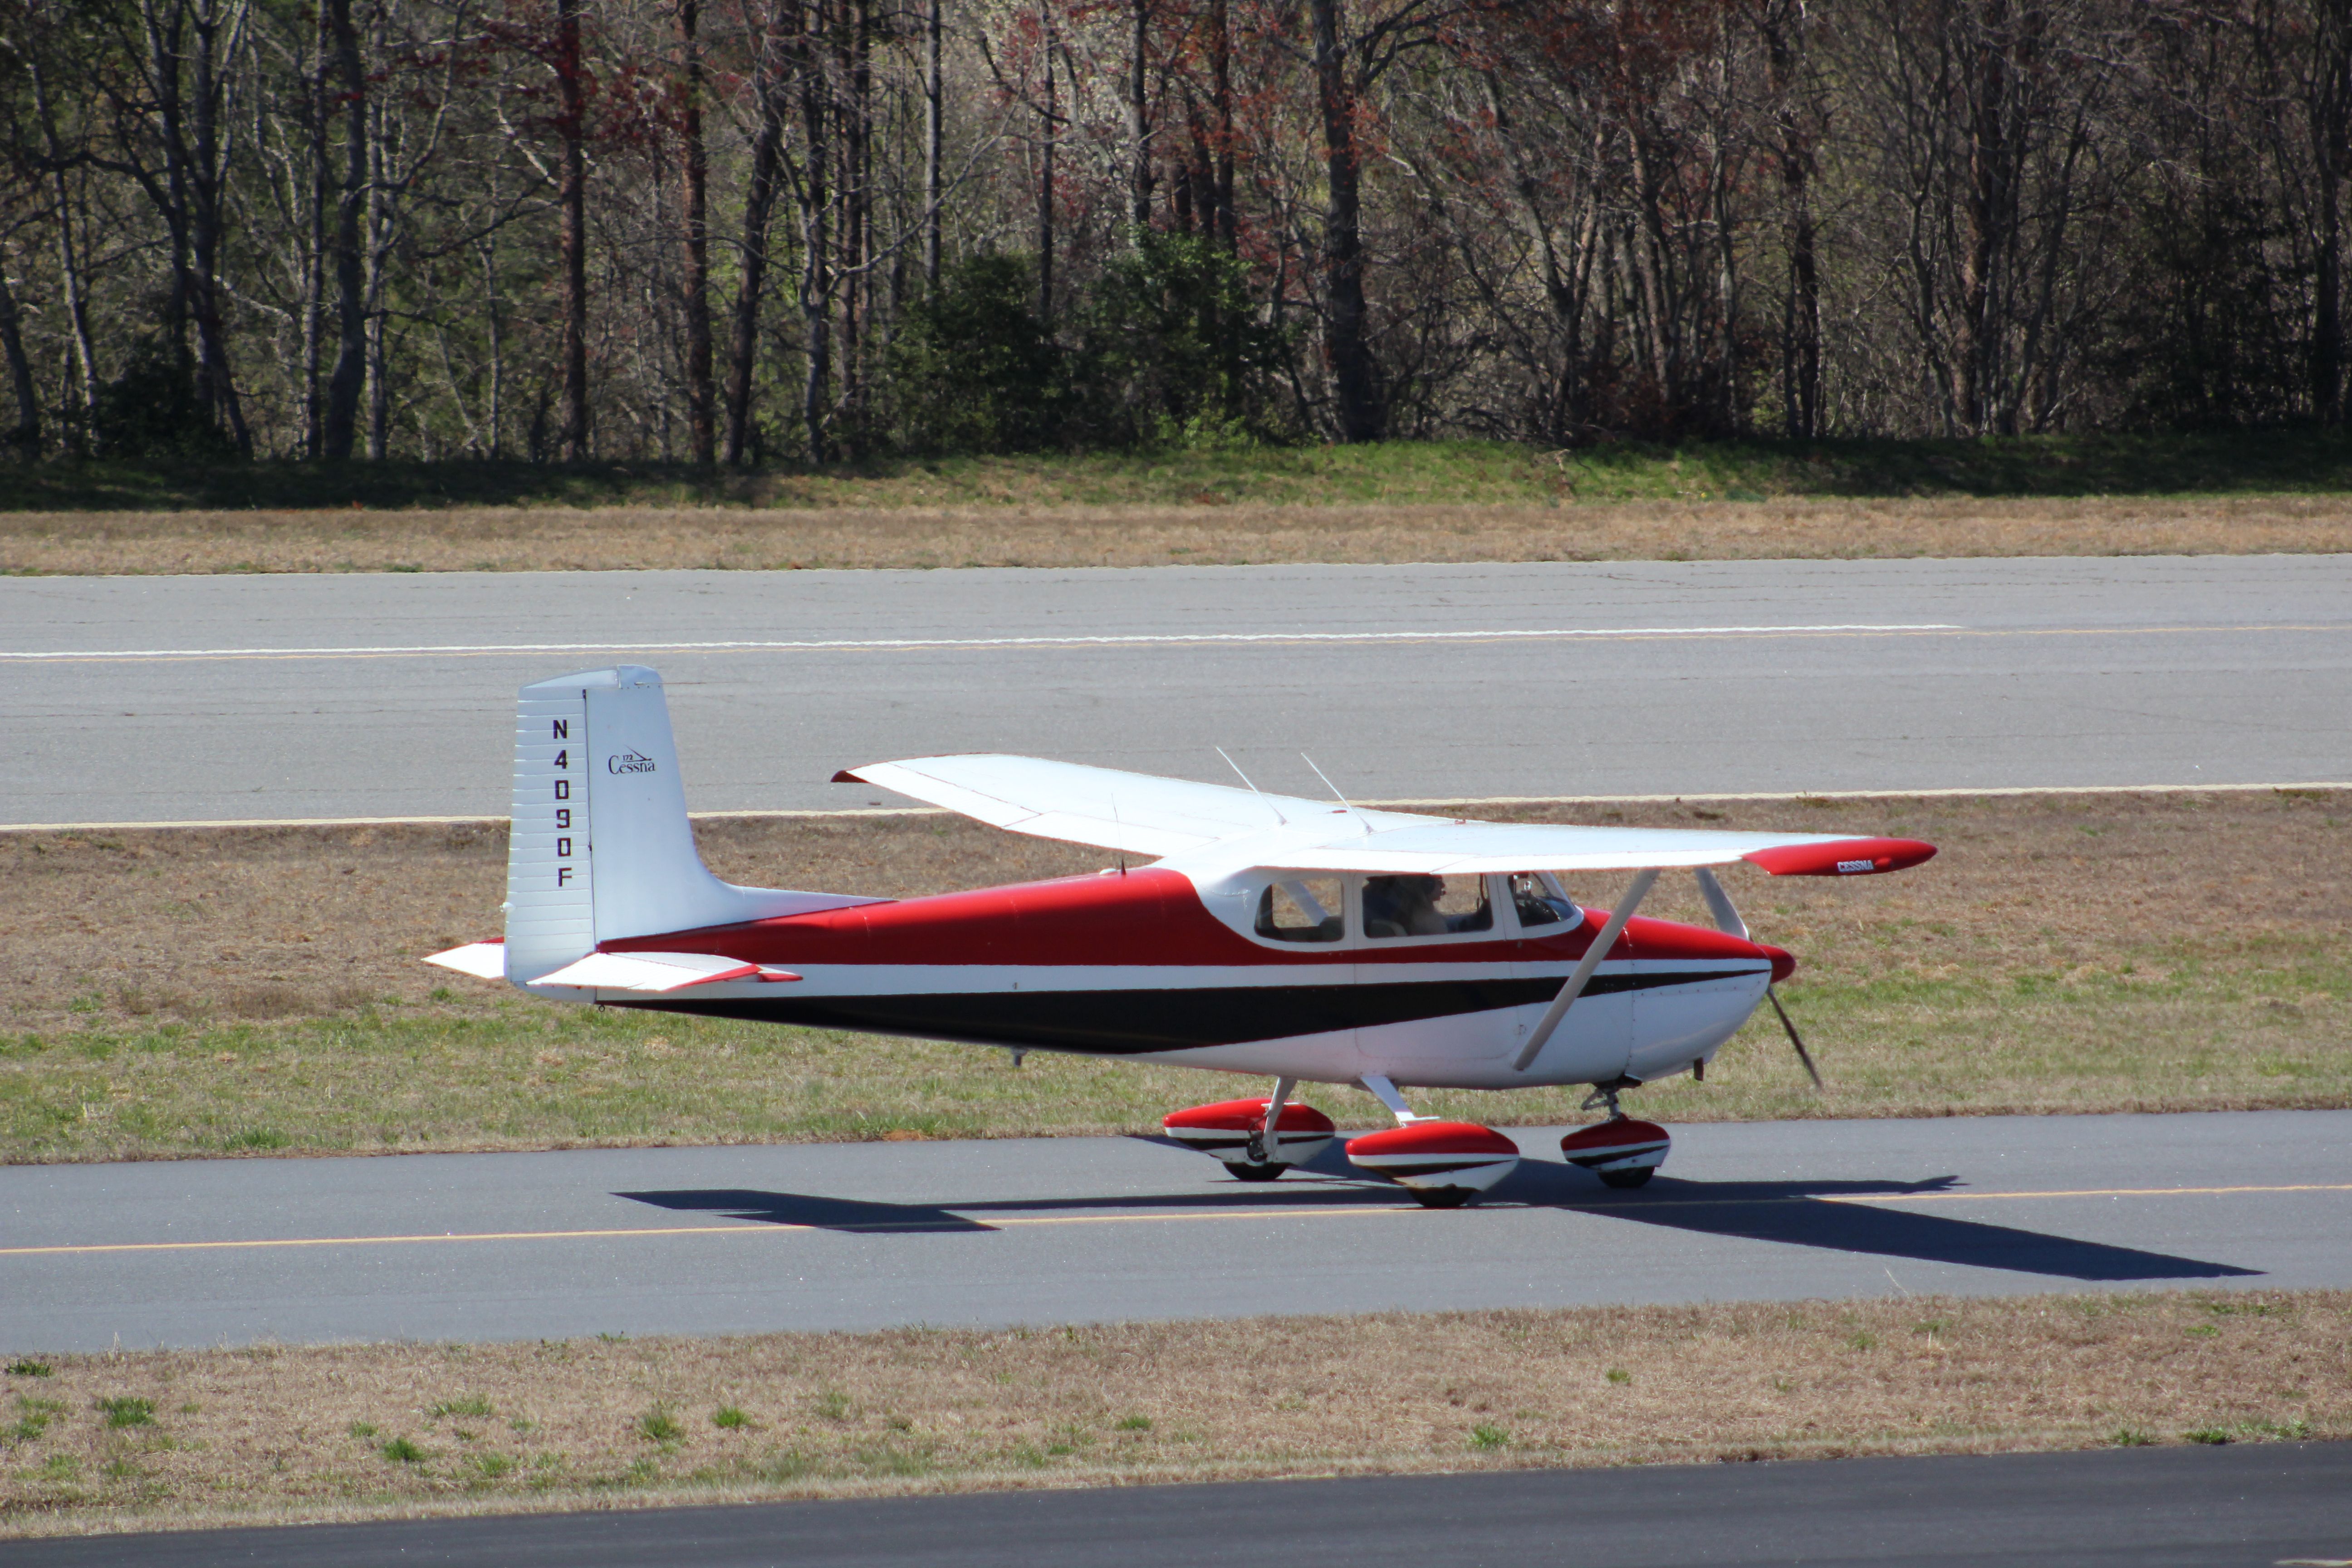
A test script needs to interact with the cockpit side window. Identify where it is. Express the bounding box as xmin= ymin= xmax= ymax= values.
xmin=1363 ymin=874 xmax=1492 ymax=940
xmin=1509 ymin=872 xmax=1580 ymax=931
xmin=1255 ymin=877 xmax=1345 ymax=943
